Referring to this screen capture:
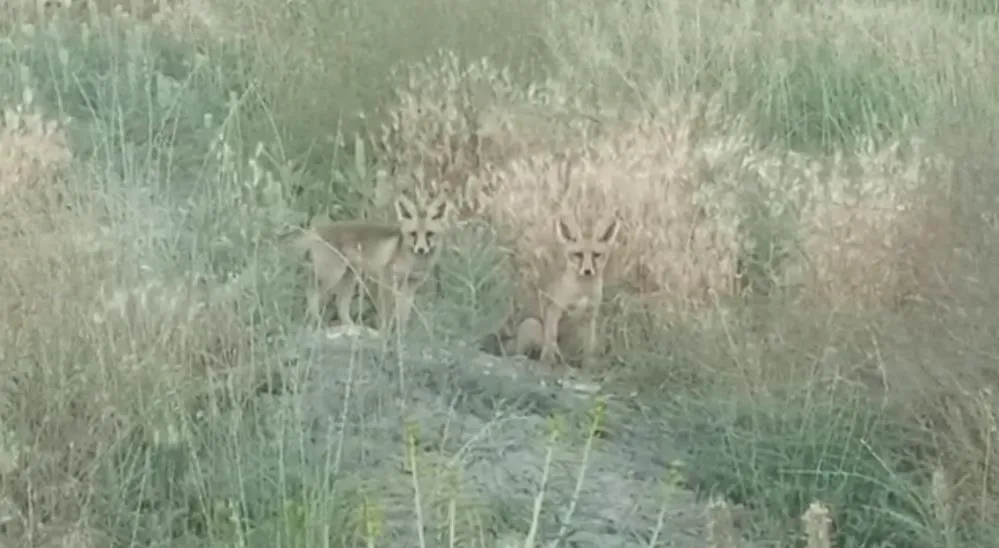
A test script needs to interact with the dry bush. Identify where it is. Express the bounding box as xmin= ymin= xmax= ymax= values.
xmin=783 ymin=139 xmax=956 ymax=311
xmin=378 ymin=54 xmax=764 ymax=331
xmin=380 ymin=53 xmax=963 ymax=338
xmin=0 ymin=93 xmax=73 ymax=333
xmin=475 ymin=95 xmax=754 ymax=327
xmin=377 ymin=50 xmax=603 ymax=220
